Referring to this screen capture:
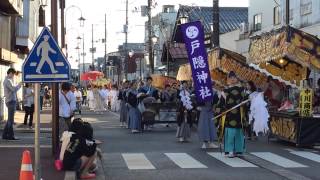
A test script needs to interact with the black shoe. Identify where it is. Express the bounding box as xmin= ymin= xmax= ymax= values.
xmin=7 ymin=137 xmax=20 ymax=141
